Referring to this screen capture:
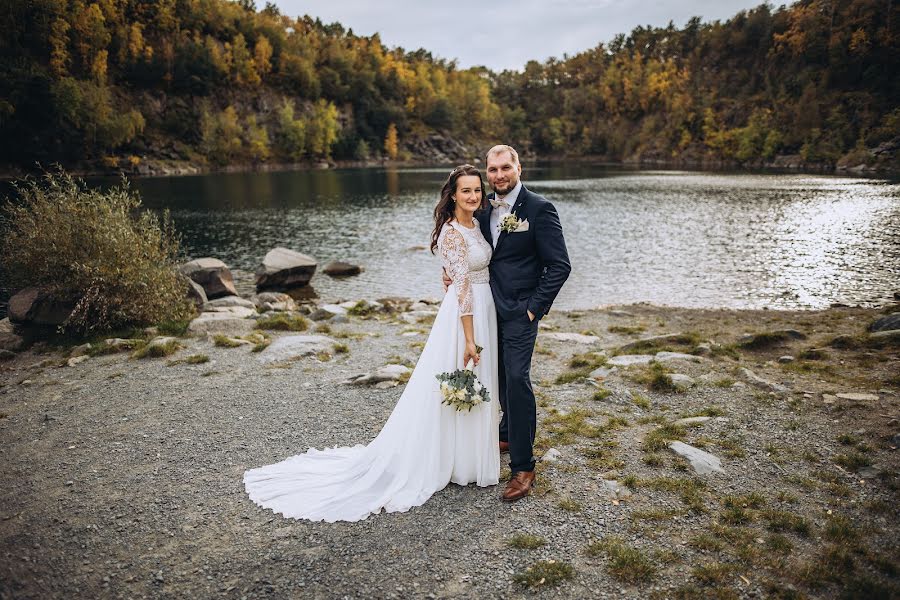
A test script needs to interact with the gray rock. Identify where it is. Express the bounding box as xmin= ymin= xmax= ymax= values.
xmin=607 ymin=354 xmax=655 ymax=366
xmin=0 ymin=349 xmax=15 ymax=360
xmin=541 ymin=448 xmax=562 ymax=463
xmin=0 ymin=318 xmax=25 ymax=352
xmin=188 ymin=313 xmax=257 ymax=336
xmin=589 ymin=366 xmax=618 ymax=379
xmin=255 ymin=248 xmax=317 ymax=290
xmin=668 ymin=441 xmax=724 ymax=475
xmin=330 ymin=315 xmax=350 ymax=324
xmin=376 ymin=297 xmax=413 ymax=314
xmin=400 ymin=310 xmax=439 ymax=324
xmin=344 ymin=364 xmax=411 ymax=385
xmin=540 ymin=332 xmax=600 ymax=344
xmin=374 ymin=380 xmax=399 ymax=389
xmin=205 ymin=296 xmax=256 ymax=310
xmin=67 ymin=355 xmax=89 ymax=367
xmin=600 ymin=479 xmax=633 ymax=500
xmin=179 ymin=258 xmax=238 ymax=299
xmin=70 ymin=343 xmax=92 ymax=358
xmin=670 ymin=374 xmax=695 ymax=391
xmin=835 ymin=392 xmax=879 ymax=402
xmin=654 ymin=351 xmax=708 ymax=364
xmin=201 ymin=306 xmax=256 ymax=318
xmin=257 ymin=335 xmax=334 ymax=363
xmin=607 ymin=310 xmax=635 ymax=318
xmin=778 ymin=355 xmax=795 ymax=363
xmin=739 ymin=367 xmax=788 ymax=393
xmin=8 ymin=287 xmax=74 ymax=326
xmin=104 ymin=338 xmax=141 ymax=352
xmin=693 ymin=343 xmax=712 ymax=355
xmin=184 ymin=277 xmax=208 ymax=309
xmin=252 ymin=292 xmax=297 ymax=313
xmin=323 ymin=261 xmax=362 ymax=277
xmin=869 ymin=329 xmax=900 ymax=342
xmin=868 ymin=312 xmax=900 ymax=332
